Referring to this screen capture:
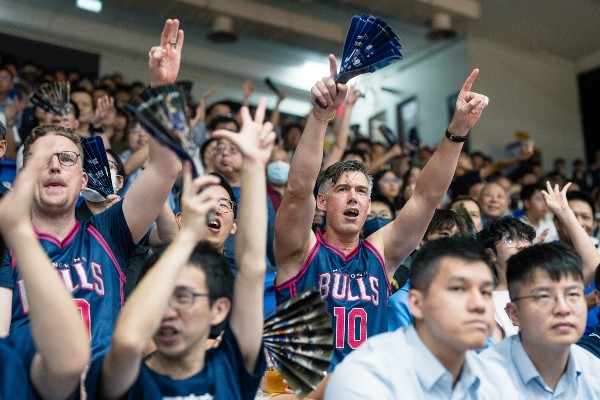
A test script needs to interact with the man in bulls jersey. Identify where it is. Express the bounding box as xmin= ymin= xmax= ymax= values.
xmin=0 ymin=136 xmax=89 ymax=399
xmin=274 ymin=54 xmax=490 ymax=384
xmin=0 ymin=19 xmax=184 ymax=356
